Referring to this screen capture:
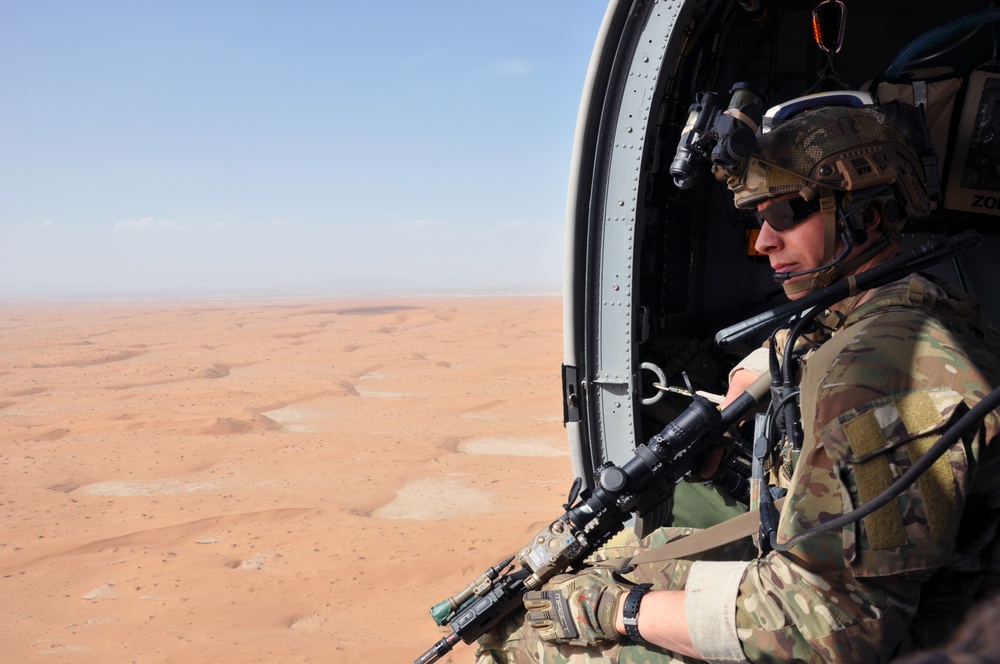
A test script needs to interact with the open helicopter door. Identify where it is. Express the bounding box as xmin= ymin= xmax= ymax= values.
xmin=563 ymin=0 xmax=703 ymax=485
xmin=562 ymin=0 xmax=1000 ymax=529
